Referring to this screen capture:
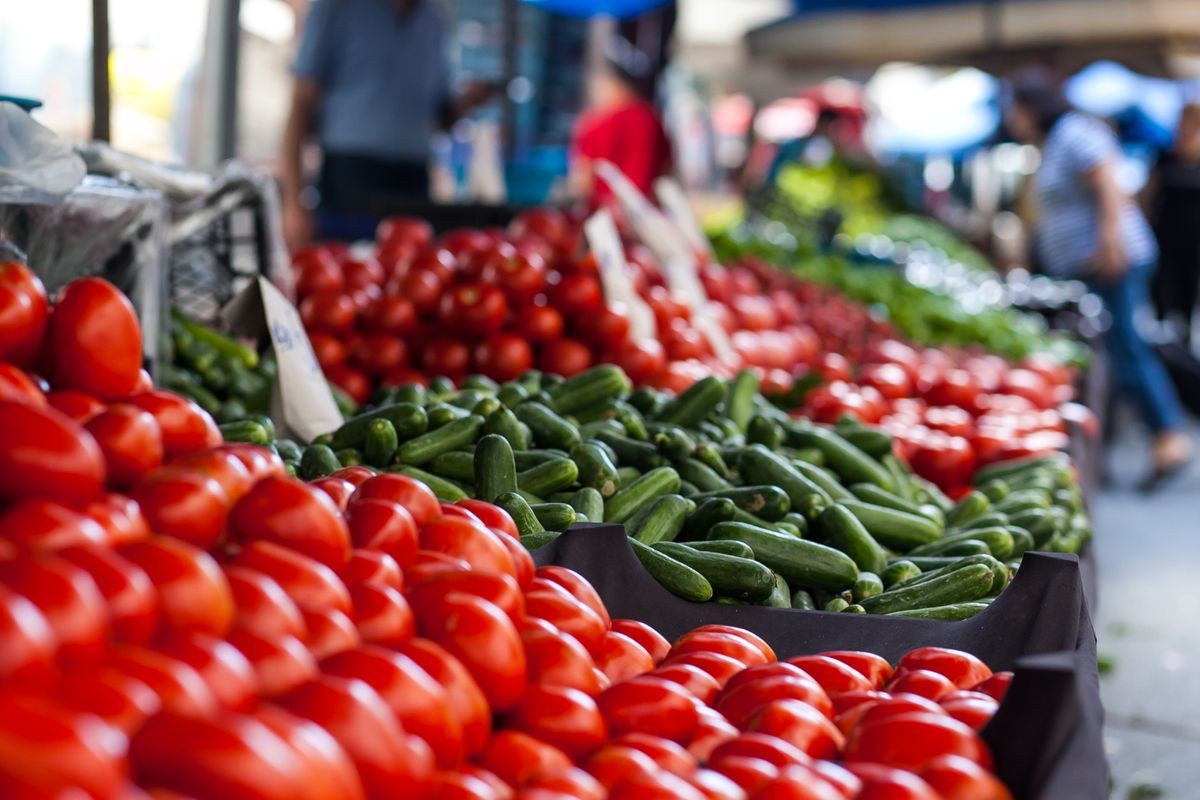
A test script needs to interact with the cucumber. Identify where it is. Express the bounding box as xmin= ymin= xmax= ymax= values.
xmin=653 ymin=376 xmax=725 ymax=428
xmin=472 ymin=396 xmax=502 ymax=418
xmin=785 ymin=424 xmax=894 ymax=490
xmin=693 ymin=442 xmax=732 ymax=477
xmin=950 ymin=511 xmax=1010 ymax=533
xmin=520 ymin=531 xmax=560 ymax=550
xmin=515 ymin=370 xmax=543 ymax=394
xmin=840 ymin=427 xmax=894 ymax=460
xmin=426 ymin=403 xmax=469 ymax=430
xmin=514 ymin=449 xmax=570 ymax=470
xmin=627 ymin=387 xmax=667 ymax=416
xmin=746 ymin=415 xmax=784 ymax=450
xmin=628 ymin=538 xmax=714 ymax=602
xmin=334 ymin=448 xmax=363 ymax=467
xmin=849 ymin=483 xmax=931 ymax=519
xmin=579 ymin=419 xmax=626 ymax=440
xmin=544 ymin=365 xmax=632 ymax=416
xmin=682 ymin=497 xmax=738 ymax=541
xmin=475 ymin=434 xmax=518 ymax=502
xmin=430 ymin=451 xmax=477 ymax=483
xmin=844 ymin=604 xmax=866 ymax=614
xmin=886 ymin=602 xmax=989 ymax=620
xmin=497 ymin=382 xmax=530 ymax=409
xmin=908 ymin=527 xmax=1015 ymax=560
xmin=628 ymin=494 xmax=695 ymax=545
xmin=595 ymin=431 xmax=664 ymax=471
xmin=219 ymin=420 xmax=271 ymax=446
xmin=1008 ymin=509 xmax=1056 ymax=547
xmin=781 ymin=512 xmax=810 ymax=537
xmin=938 ymin=540 xmax=993 ymax=557
xmin=691 ymin=485 xmax=792 ymax=522
xmin=393 ymin=466 xmax=470 ymax=501
xmin=707 ymin=521 xmax=858 ymax=592
xmin=482 ymin=407 xmax=529 ymax=451
xmin=675 ymin=459 xmax=731 ymax=493
xmin=495 ymin=492 xmax=545 ymax=537
xmin=839 ymin=500 xmax=943 ymax=550
xmin=760 ymin=572 xmax=791 ymax=608
xmin=604 ymin=467 xmax=682 ymax=524
xmin=616 ymin=466 xmax=641 ymax=487
xmin=392 ymin=384 xmax=426 ymax=406
xmin=364 ymin=419 xmax=399 ymax=468
xmin=774 ymin=522 xmax=803 ymax=539
xmin=973 ymin=454 xmax=1067 ymax=484
xmin=881 ymin=454 xmax=916 ymax=503
xmin=530 ymin=502 xmax=576 ymax=531
xmin=299 ymin=444 xmax=340 ymax=480
xmin=860 ymin=564 xmax=994 ymax=614
xmin=945 ymin=491 xmax=991 ymax=527
xmin=851 ymin=572 xmax=884 ymax=602
xmin=915 ymin=477 xmax=954 ymax=512
xmin=460 ymin=374 xmax=499 ymax=393
xmin=995 ymin=489 xmax=1052 ymax=515
xmin=330 ymin=402 xmax=427 ymax=450
xmin=394 ymin=415 xmax=484 ymax=466
xmin=655 ymin=541 xmax=776 ymax=601
xmin=790 ymin=589 xmax=816 ymax=610
xmin=903 ymin=554 xmax=1010 ymax=596
xmin=816 ymin=504 xmax=887 ymax=574
xmin=515 ymin=402 xmax=581 ymax=451
xmin=275 ymin=439 xmax=303 ymax=463
xmin=881 ymin=560 xmax=922 ymax=588
xmin=684 ymin=539 xmax=756 ymax=559
xmin=978 ymin=479 xmax=1010 ymax=504
xmin=568 ymin=487 xmax=605 ymax=525
xmin=793 ymin=461 xmax=854 ymax=502
xmin=517 ymin=458 xmax=579 ymax=498
xmin=825 ymin=598 xmax=850 ymax=613
xmin=447 ymin=389 xmax=486 ymax=411
xmin=737 ymin=445 xmax=831 ymax=521
xmin=792 ymin=447 xmax=825 ymax=467
xmin=570 ymin=442 xmax=621 ymax=498
xmin=724 ymin=370 xmax=759 ymax=433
